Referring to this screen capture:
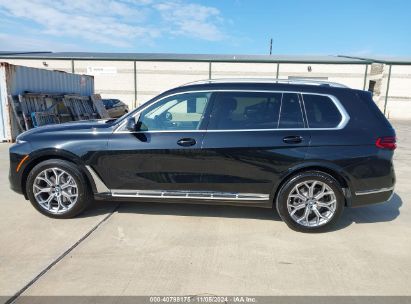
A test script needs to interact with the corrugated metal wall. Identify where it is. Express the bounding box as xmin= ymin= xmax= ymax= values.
xmin=0 ymin=62 xmax=94 ymax=141
xmin=0 ymin=67 xmax=6 ymax=140
xmin=4 ymin=63 xmax=93 ymax=96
